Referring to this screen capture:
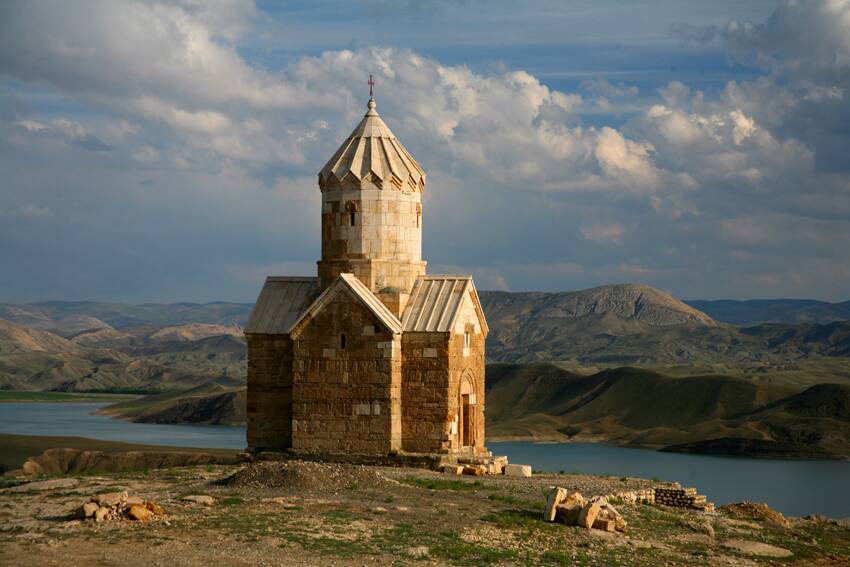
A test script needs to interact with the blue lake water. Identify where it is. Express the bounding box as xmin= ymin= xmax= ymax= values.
xmin=1 ymin=402 xmax=848 ymax=518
